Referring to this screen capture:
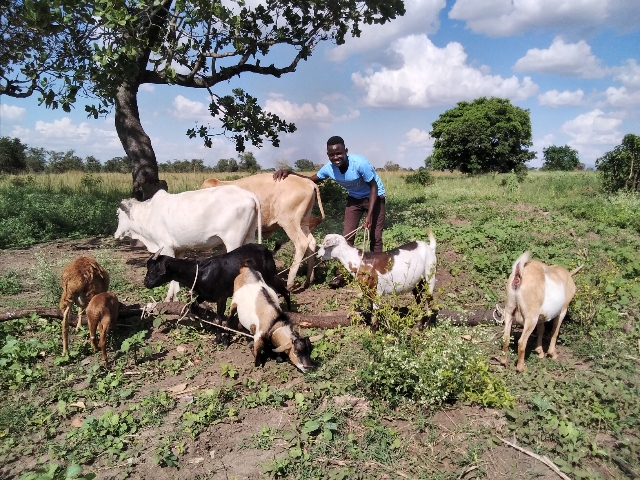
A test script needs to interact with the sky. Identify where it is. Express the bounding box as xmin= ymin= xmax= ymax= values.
xmin=1 ymin=0 xmax=639 ymax=170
